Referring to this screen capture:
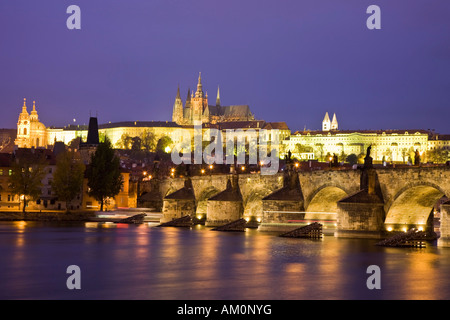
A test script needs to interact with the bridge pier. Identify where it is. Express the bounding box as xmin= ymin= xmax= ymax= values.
xmin=335 ymin=165 xmax=386 ymax=239
xmin=205 ymin=177 xmax=244 ymax=227
xmin=438 ymin=201 xmax=450 ymax=247
xmin=335 ymin=192 xmax=385 ymax=238
xmin=259 ymin=166 xmax=305 ymax=232
xmin=161 ymin=178 xmax=196 ymax=223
